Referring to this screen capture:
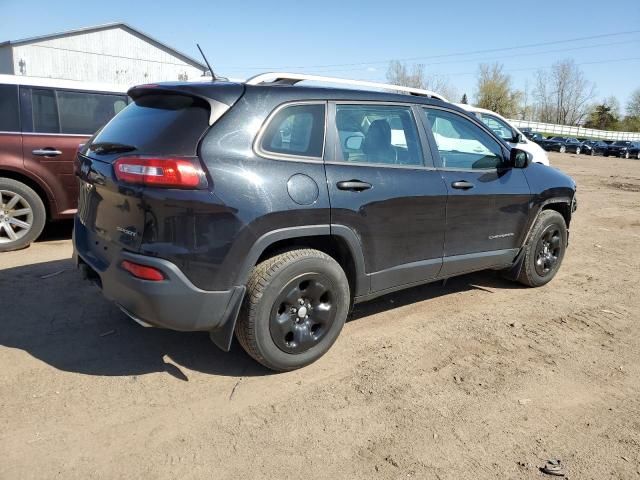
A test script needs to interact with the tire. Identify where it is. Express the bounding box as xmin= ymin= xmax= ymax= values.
xmin=235 ymin=248 xmax=350 ymax=371
xmin=559 ymin=145 xmax=566 ymax=154
xmin=0 ymin=178 xmax=46 ymax=252
xmin=624 ymin=151 xmax=630 ymax=159
xmin=517 ymin=210 xmax=567 ymax=288
xmin=576 ymin=147 xmax=581 ymax=155
xmin=636 ymin=152 xmax=640 ymax=160
xmin=590 ymin=149 xmax=595 ymax=156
